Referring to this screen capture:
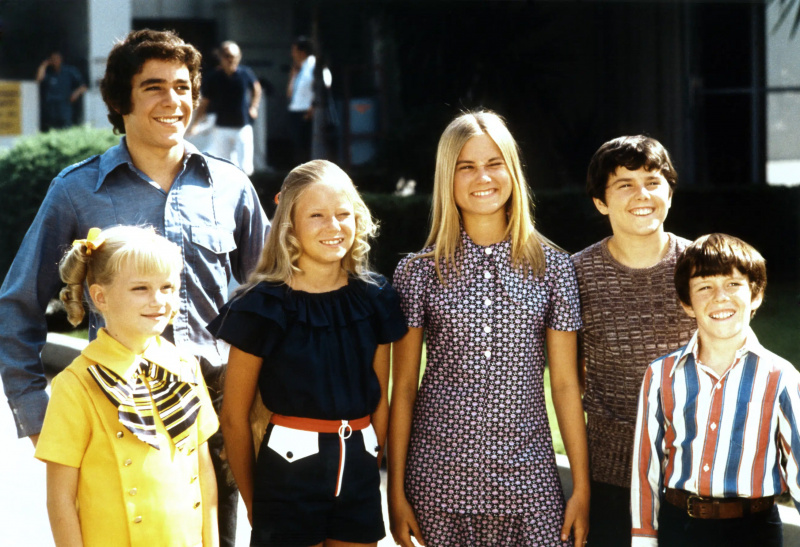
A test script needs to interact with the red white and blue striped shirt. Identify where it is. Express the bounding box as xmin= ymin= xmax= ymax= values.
xmin=631 ymin=329 xmax=800 ymax=546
